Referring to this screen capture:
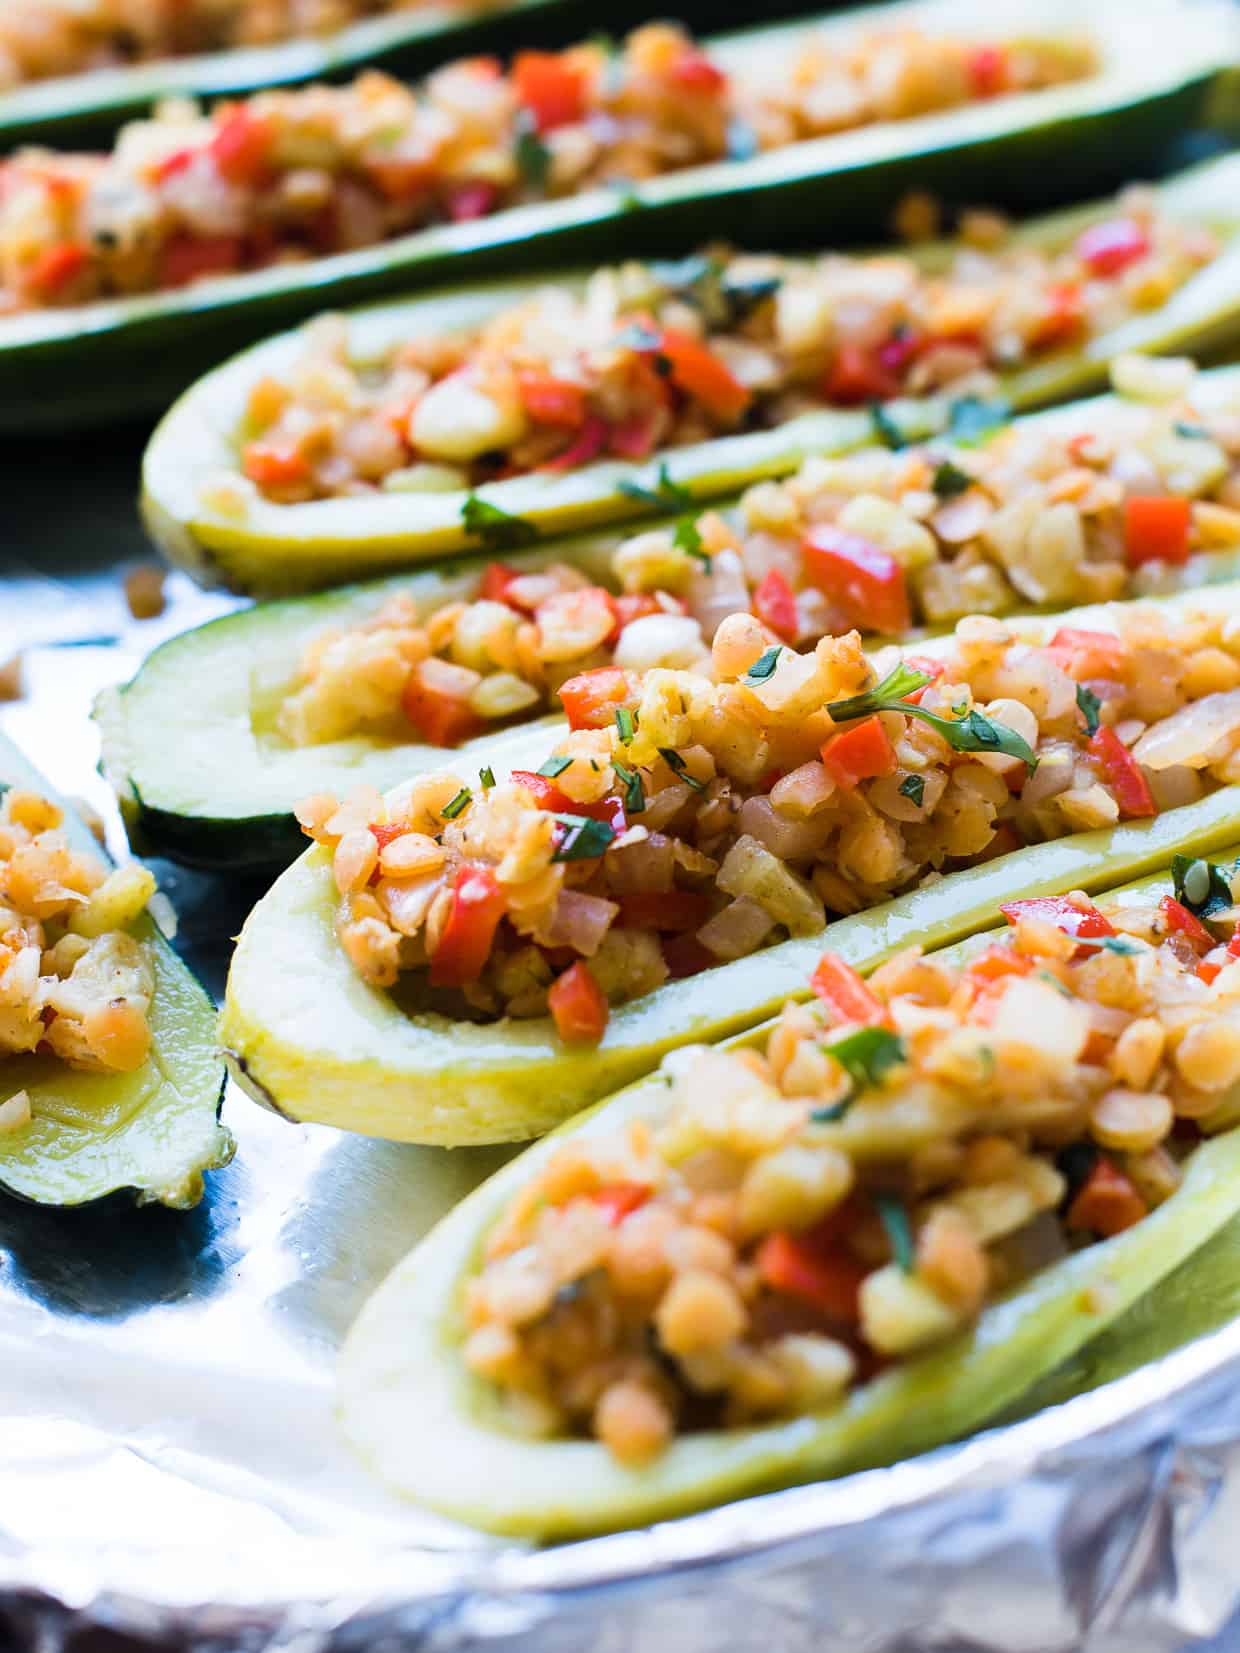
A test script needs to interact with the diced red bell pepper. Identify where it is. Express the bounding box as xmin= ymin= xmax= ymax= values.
xmin=369 ymin=822 xmax=408 ymax=853
xmin=1123 ymin=495 xmax=1191 ymax=567
xmin=1159 ymin=894 xmax=1212 ymax=948
xmin=613 ymin=592 xmax=679 ymax=630
xmin=662 ymin=932 xmax=716 ymax=979
xmin=558 ymin=666 xmax=639 ymax=730
xmin=820 ymin=715 xmax=898 ymax=788
xmin=159 ymin=233 xmax=244 ymax=288
xmin=1066 ymin=1156 xmax=1148 ymax=1237
xmin=966 ymin=43 xmax=1009 ymax=97
xmin=512 ymin=50 xmax=588 ymax=132
xmin=1198 ymin=959 xmax=1223 ymax=985
xmin=541 ymin=414 xmax=610 ymax=471
xmin=1088 ymin=726 xmax=1156 ymax=819
xmin=26 ymin=242 xmax=89 ymax=297
xmin=756 ymin=1227 xmax=866 ymax=1322
xmin=810 ymin=952 xmax=887 ymax=1027
xmin=821 ymin=342 xmax=901 ymax=406
xmin=963 ymin=943 xmax=1036 ymax=996
xmin=209 ymin=108 xmax=273 ymax=186
xmin=659 ymin=329 xmax=752 ymax=424
xmin=752 ymin=568 xmax=800 ymax=643
xmin=618 ymin=890 xmax=711 ymax=932
xmin=445 ymin=181 xmax=499 ymax=222
xmin=401 ymin=674 xmax=485 ymax=747
xmin=1045 ymin=626 xmax=1127 ymax=680
xmin=668 ymin=47 xmax=728 ymax=92
xmin=511 ymin=771 xmax=627 ymax=834
xmin=588 ymin=1183 xmax=650 ymax=1224
xmin=478 ymin=561 xmax=521 ymax=604
xmin=429 ymin=865 xmax=507 ymax=987
xmin=999 ymin=894 xmax=1115 ymax=938
xmin=153 ymin=146 xmax=197 ymax=183
xmin=1075 ymin=218 xmax=1151 ymax=276
xmin=1031 ymin=281 xmax=1084 ymax=348
xmin=242 ymin=440 xmax=310 ymax=489
xmin=801 ymin=525 xmax=911 ymax=635
xmin=517 ymin=370 xmax=588 ymax=428
xmin=548 ymin=960 xmax=609 ymax=1043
